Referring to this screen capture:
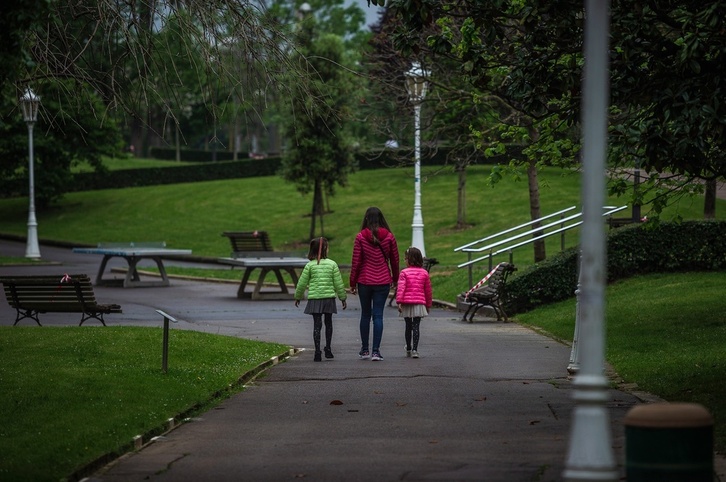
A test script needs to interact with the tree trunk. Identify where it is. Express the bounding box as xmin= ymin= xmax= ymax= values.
xmin=704 ymin=178 xmax=716 ymax=219
xmin=309 ymin=179 xmax=326 ymax=239
xmin=456 ymin=163 xmax=467 ymax=228
xmin=175 ymin=122 xmax=181 ymax=162
xmin=528 ymin=159 xmax=546 ymax=262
